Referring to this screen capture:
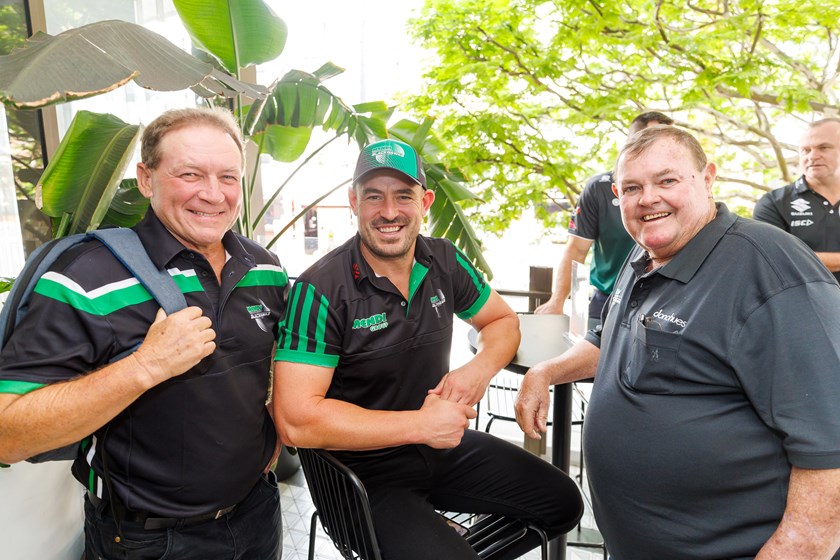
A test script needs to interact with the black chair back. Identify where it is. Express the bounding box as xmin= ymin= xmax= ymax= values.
xmin=298 ymin=447 xmax=381 ymax=560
